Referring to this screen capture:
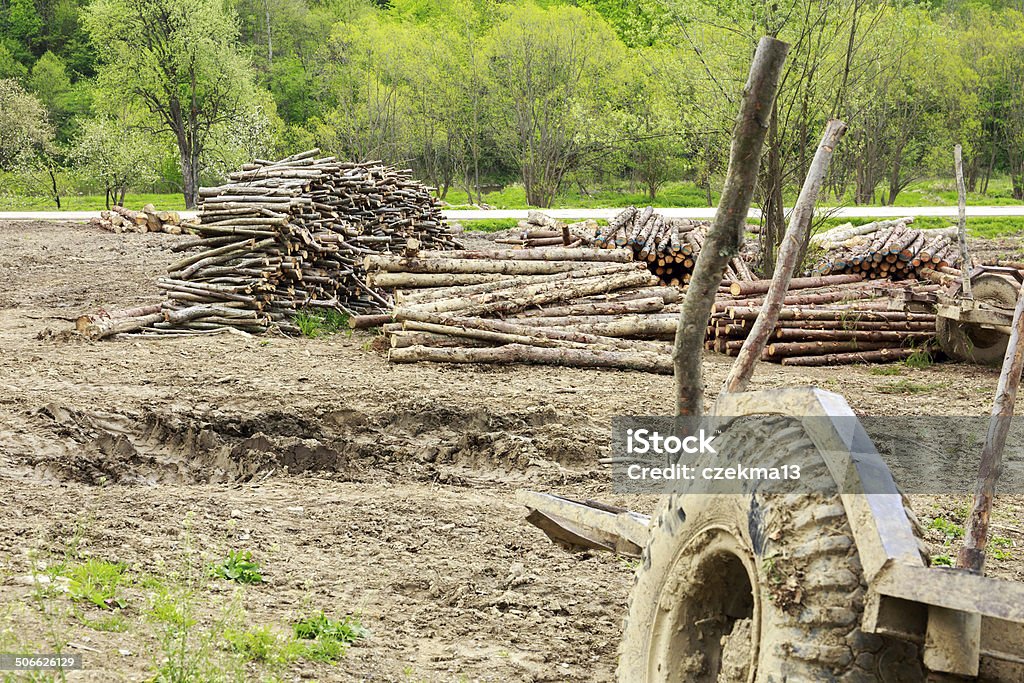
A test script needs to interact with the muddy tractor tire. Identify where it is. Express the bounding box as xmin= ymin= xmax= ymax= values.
xmin=937 ymin=271 xmax=1019 ymax=367
xmin=618 ymin=416 xmax=926 ymax=683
